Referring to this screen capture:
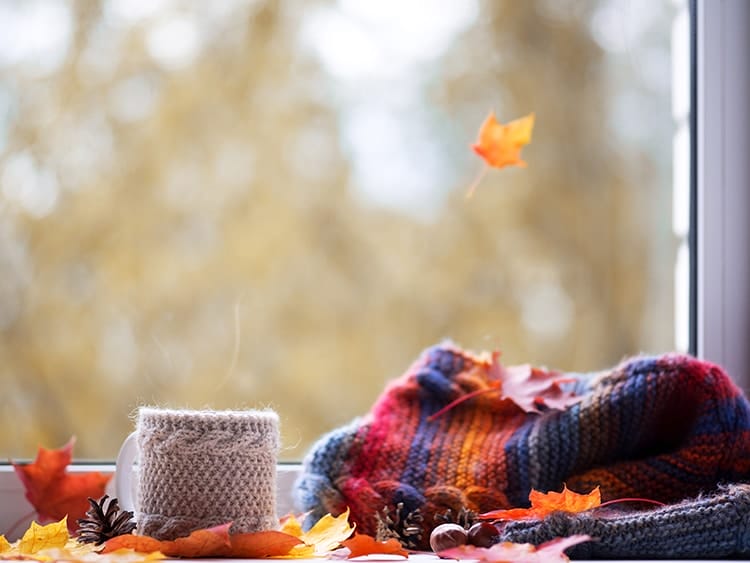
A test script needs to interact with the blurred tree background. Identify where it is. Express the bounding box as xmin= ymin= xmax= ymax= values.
xmin=0 ymin=0 xmax=682 ymax=460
